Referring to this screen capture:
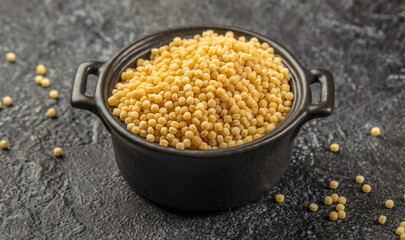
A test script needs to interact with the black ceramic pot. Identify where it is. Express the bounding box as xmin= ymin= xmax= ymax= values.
xmin=71 ymin=25 xmax=334 ymax=211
